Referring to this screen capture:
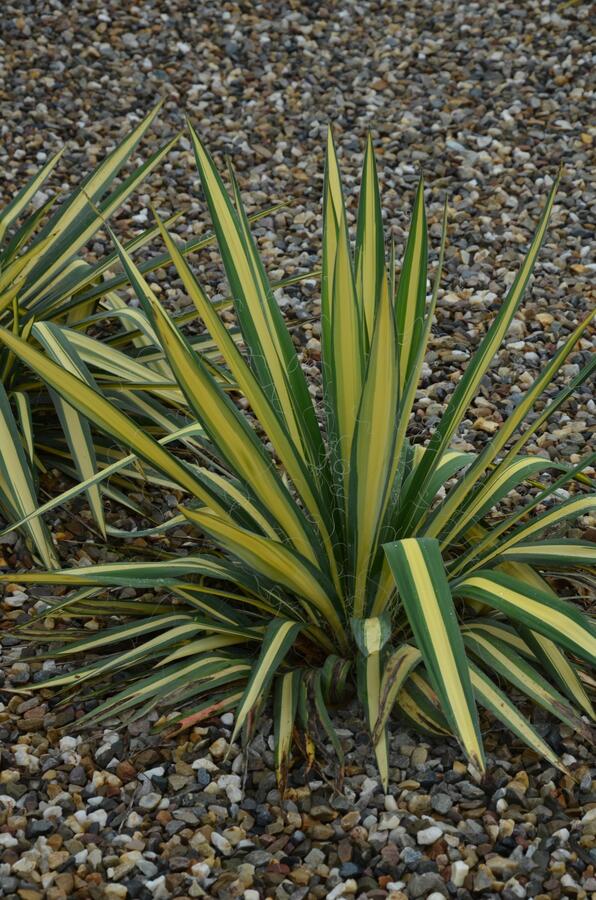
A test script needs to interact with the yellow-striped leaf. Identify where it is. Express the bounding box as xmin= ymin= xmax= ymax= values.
xmin=395 ymin=178 xmax=427 ymax=393
xmin=0 ymin=384 xmax=58 ymax=569
xmin=454 ymin=570 xmax=596 ymax=665
xmin=464 ymin=632 xmax=592 ymax=739
xmin=469 ymin=663 xmax=565 ymax=772
xmin=384 ymin=537 xmax=485 ymax=770
xmin=355 ymin=133 xmax=386 ymax=341
xmin=398 ymin=173 xmax=561 ymax=534
xmin=231 ymin=619 xmax=302 ymax=743
xmin=274 ymin=669 xmax=302 ymax=793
